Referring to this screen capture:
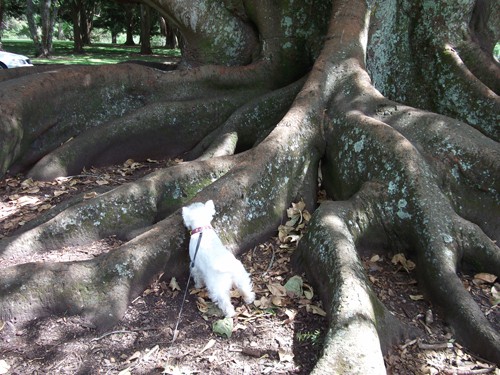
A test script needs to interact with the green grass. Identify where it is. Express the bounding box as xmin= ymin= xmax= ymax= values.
xmin=2 ymin=39 xmax=181 ymax=65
